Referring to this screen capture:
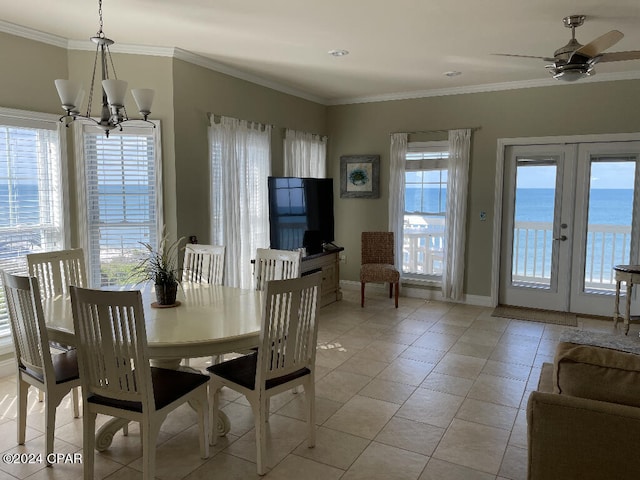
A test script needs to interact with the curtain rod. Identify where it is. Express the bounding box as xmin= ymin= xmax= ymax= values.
xmin=283 ymin=127 xmax=328 ymax=141
xmin=208 ymin=113 xmax=273 ymax=129
xmin=390 ymin=126 xmax=481 ymax=135
xmin=209 ymin=114 xmax=327 ymax=139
